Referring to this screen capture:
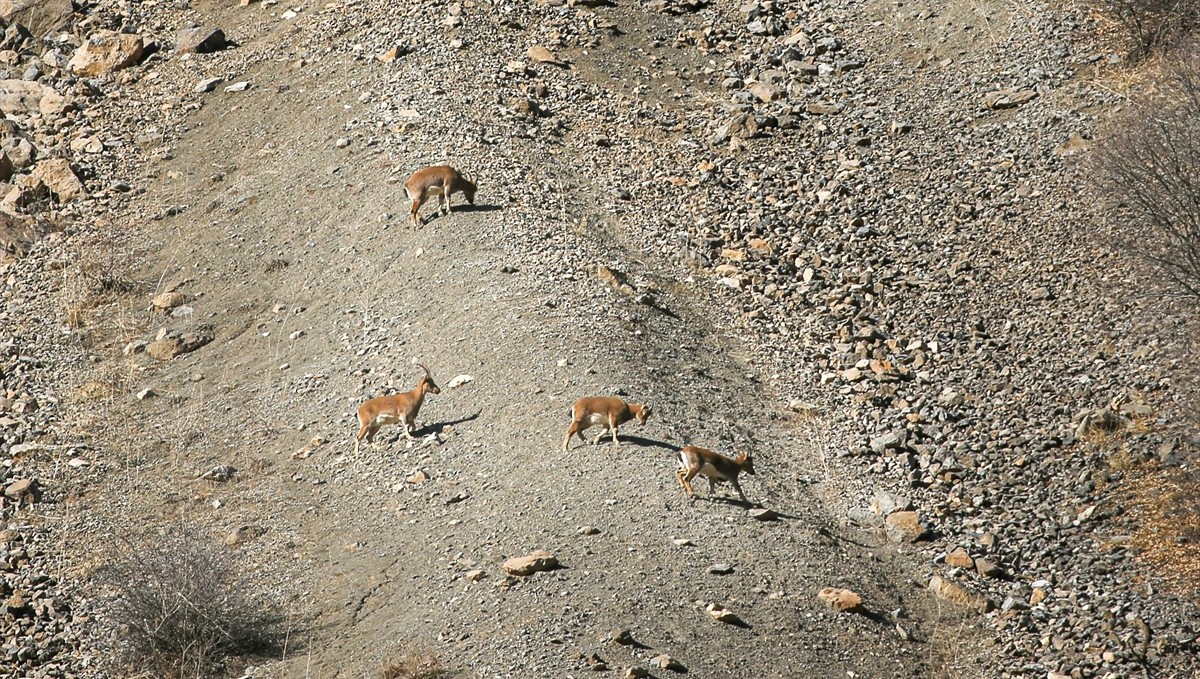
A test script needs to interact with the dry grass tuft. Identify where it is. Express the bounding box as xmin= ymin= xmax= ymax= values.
xmin=68 ymin=221 xmax=147 ymax=304
xmin=381 ymin=649 xmax=451 ymax=679
xmin=1127 ymin=470 xmax=1200 ymax=594
xmin=1079 ymin=413 xmax=1153 ymax=471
